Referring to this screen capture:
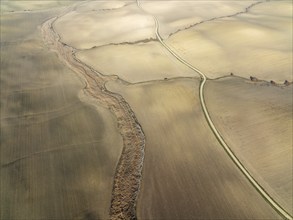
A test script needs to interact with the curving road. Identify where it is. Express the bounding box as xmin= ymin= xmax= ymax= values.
xmin=136 ymin=1 xmax=292 ymax=219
